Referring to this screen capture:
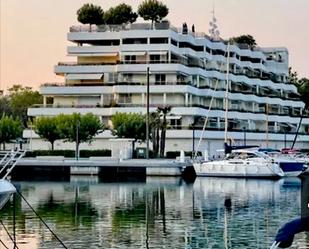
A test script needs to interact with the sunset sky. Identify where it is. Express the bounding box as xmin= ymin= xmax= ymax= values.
xmin=1 ymin=0 xmax=308 ymax=91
